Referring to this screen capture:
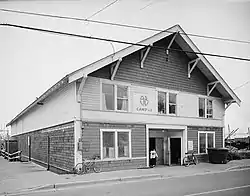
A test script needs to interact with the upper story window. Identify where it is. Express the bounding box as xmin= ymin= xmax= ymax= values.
xmin=199 ymin=98 xmax=213 ymax=118
xmin=158 ymin=91 xmax=177 ymax=115
xmin=102 ymin=83 xmax=129 ymax=112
